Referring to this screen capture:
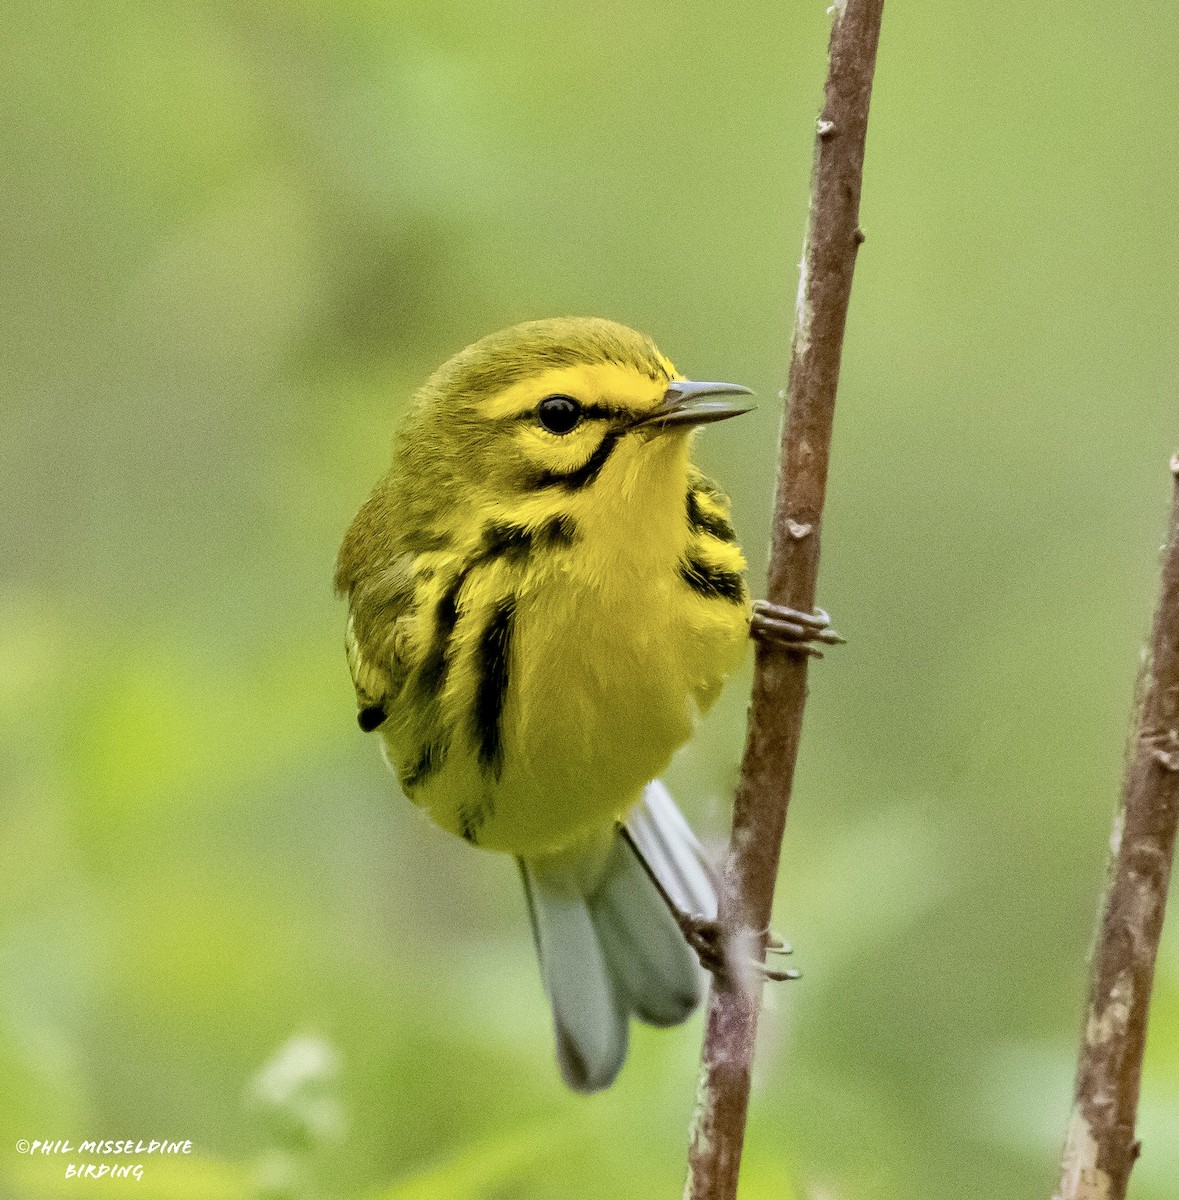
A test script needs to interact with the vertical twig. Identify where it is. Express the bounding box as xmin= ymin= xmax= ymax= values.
xmin=1054 ymin=458 xmax=1179 ymax=1200
xmin=684 ymin=3 xmax=885 ymax=1197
